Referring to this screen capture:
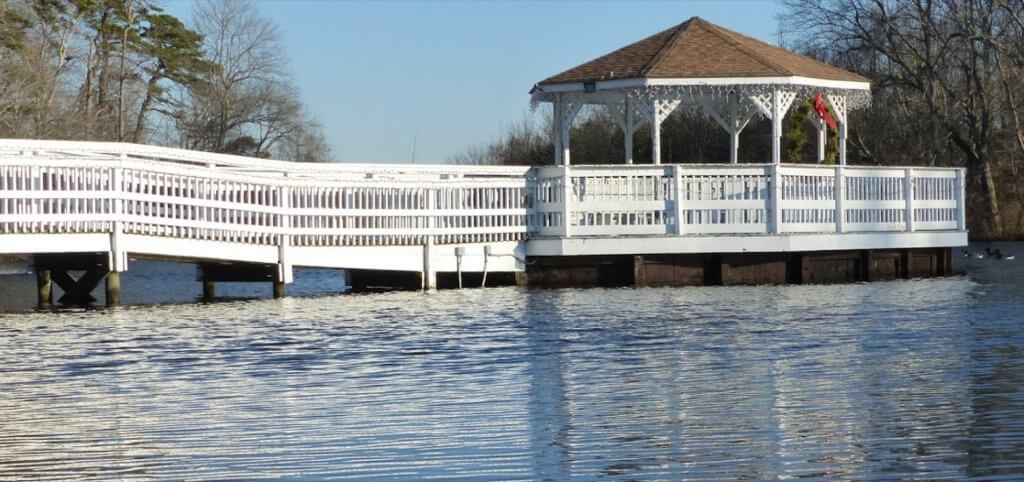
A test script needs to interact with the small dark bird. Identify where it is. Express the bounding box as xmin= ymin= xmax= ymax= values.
xmin=993 ymin=249 xmax=1015 ymax=261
